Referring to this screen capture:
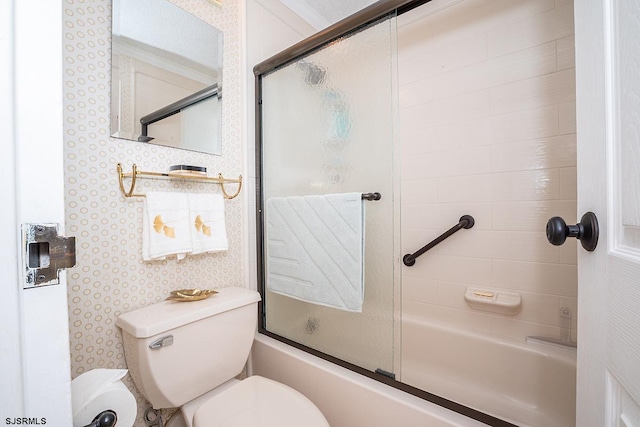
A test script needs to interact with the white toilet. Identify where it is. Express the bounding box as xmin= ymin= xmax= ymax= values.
xmin=116 ymin=287 xmax=330 ymax=427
